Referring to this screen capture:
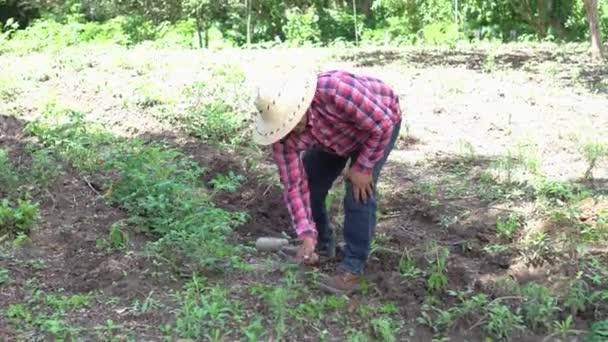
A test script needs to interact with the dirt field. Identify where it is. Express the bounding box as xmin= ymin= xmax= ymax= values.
xmin=1 ymin=43 xmax=607 ymax=341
